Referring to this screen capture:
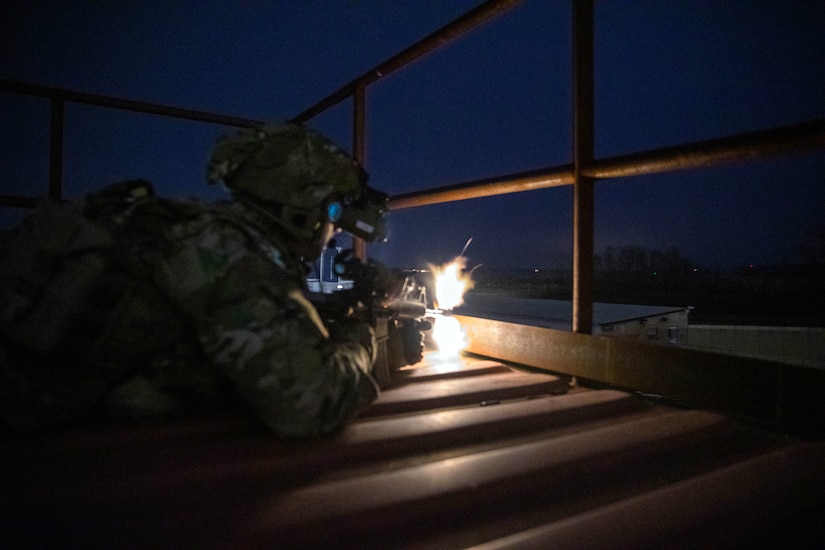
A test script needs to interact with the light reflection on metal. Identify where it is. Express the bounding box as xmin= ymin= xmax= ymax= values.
xmin=386 ymin=120 xmax=824 ymax=212
xmin=456 ymin=314 xmax=825 ymax=435
xmin=429 ymin=255 xmax=474 ymax=358
xmin=431 ymin=315 xmax=467 ymax=360
xmin=387 ymin=166 xmax=575 ymax=210
xmin=586 ymin=119 xmax=825 ymax=179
